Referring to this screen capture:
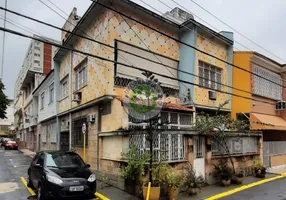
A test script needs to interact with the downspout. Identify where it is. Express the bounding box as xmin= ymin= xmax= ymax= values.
xmin=54 ymin=61 xmax=60 ymax=150
xmin=69 ymin=50 xmax=73 ymax=150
